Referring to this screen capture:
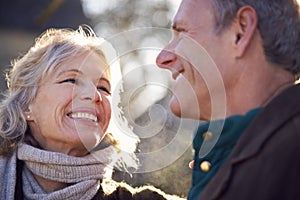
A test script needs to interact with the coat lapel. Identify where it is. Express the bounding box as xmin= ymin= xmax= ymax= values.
xmin=200 ymin=84 xmax=300 ymax=200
